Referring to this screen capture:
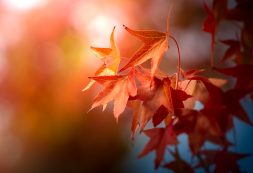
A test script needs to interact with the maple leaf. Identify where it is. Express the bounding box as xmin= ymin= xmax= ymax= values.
xmin=152 ymin=105 xmax=169 ymax=127
xmin=179 ymin=70 xmax=227 ymax=105
xmin=203 ymin=2 xmax=216 ymax=67
xmin=83 ymin=27 xmax=120 ymax=91
xmin=135 ymin=77 xmax=173 ymax=130
xmin=189 ymin=75 xmax=252 ymax=125
xmin=200 ymin=106 xmax=233 ymax=133
xmin=181 ymin=68 xmax=251 ymax=125
xmin=203 ymin=2 xmax=216 ymax=38
xmin=180 ymin=68 xmax=204 ymax=79
xmin=186 ymin=76 xmax=224 ymax=104
xmin=127 ymin=68 xmax=153 ymax=137
xmin=215 ymin=64 xmax=253 ymax=90
xmin=221 ymin=39 xmax=241 ymax=63
xmin=88 ymin=69 xmax=137 ymax=121
xmin=174 ymin=108 xmax=230 ymax=154
xmin=134 ymin=77 xmax=191 ymax=130
xmin=226 ymin=0 xmax=253 ymax=23
xmin=223 ymin=88 xmax=253 ymax=124
xmin=173 ymin=108 xmax=198 ymax=135
xmin=203 ymin=0 xmax=228 ymax=66
xmin=138 ymin=125 xmax=178 ymax=168
xmin=119 ymin=25 xmax=168 ymax=79
xmin=127 ymin=100 xmax=142 ymax=139
xmin=200 ymin=150 xmax=249 ymax=173
xmin=189 ymin=111 xmax=229 ymax=154
xmin=164 ymin=148 xmax=195 ymax=173
xmin=152 ymin=87 xmax=192 ymax=127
